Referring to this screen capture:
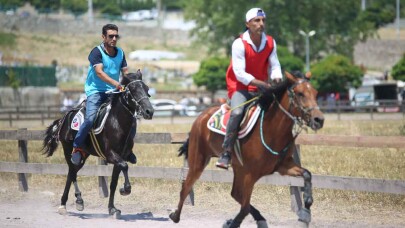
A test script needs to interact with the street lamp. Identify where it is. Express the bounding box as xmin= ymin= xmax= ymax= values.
xmin=299 ymin=30 xmax=316 ymax=72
